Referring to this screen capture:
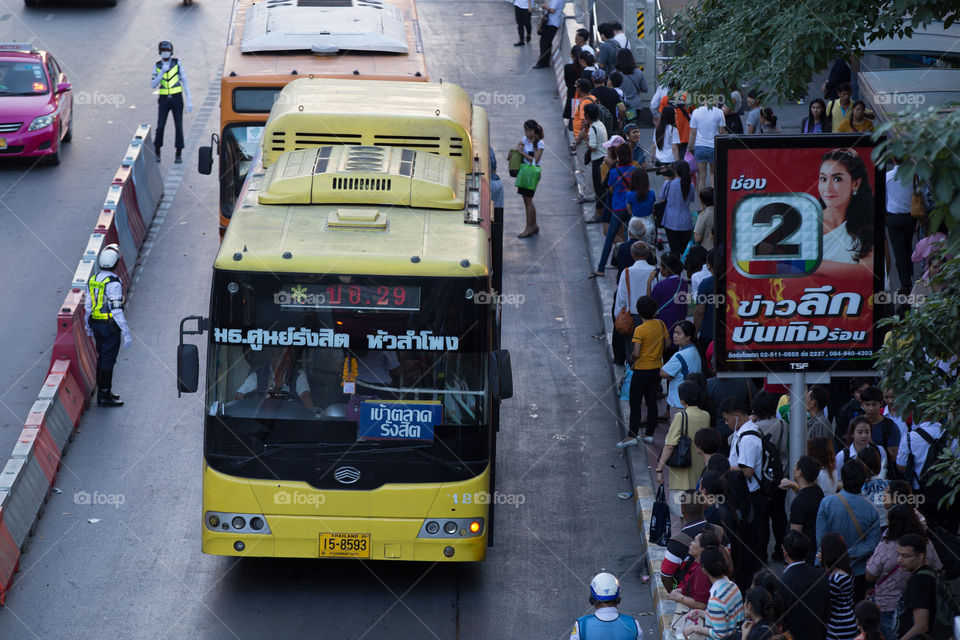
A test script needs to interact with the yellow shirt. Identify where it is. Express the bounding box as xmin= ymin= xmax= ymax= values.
xmin=837 ymin=118 xmax=874 ymax=133
xmin=827 ymin=99 xmax=852 ymax=131
xmin=664 ymin=406 xmax=711 ymax=491
xmin=632 ymin=319 xmax=668 ymax=370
